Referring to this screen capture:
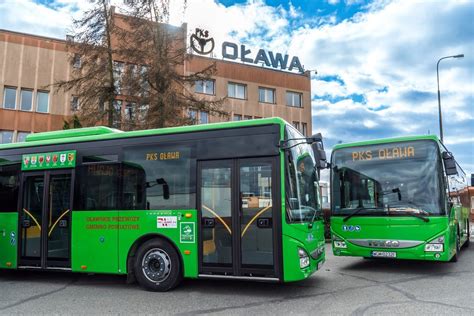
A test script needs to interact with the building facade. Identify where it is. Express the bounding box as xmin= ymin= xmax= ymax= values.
xmin=0 ymin=20 xmax=312 ymax=144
